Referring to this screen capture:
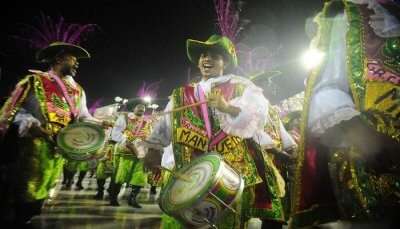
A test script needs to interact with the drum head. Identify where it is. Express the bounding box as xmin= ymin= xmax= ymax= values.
xmin=57 ymin=122 xmax=105 ymax=160
xmin=160 ymin=153 xmax=222 ymax=212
